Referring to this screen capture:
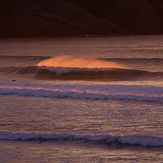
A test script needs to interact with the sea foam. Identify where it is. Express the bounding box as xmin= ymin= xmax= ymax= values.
xmin=37 ymin=56 xmax=126 ymax=69
xmin=1 ymin=130 xmax=163 ymax=147
xmin=0 ymin=82 xmax=163 ymax=103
